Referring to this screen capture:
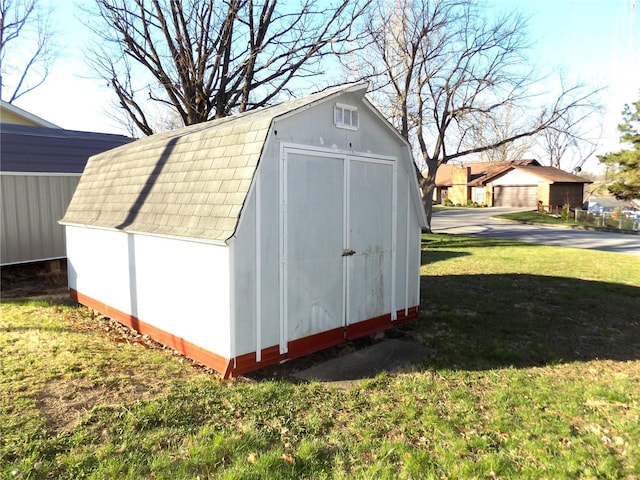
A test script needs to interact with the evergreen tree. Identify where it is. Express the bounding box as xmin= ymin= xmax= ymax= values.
xmin=599 ymin=99 xmax=640 ymax=200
